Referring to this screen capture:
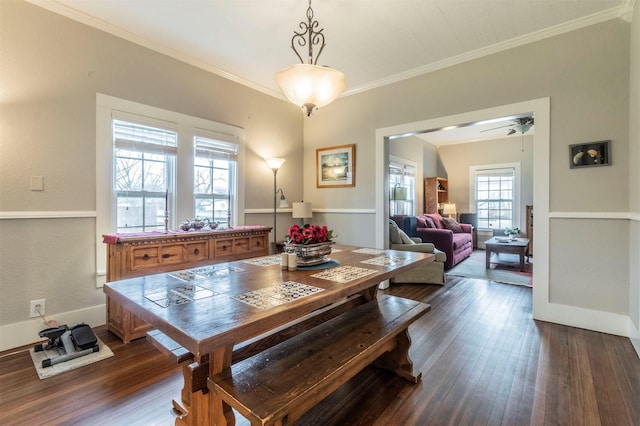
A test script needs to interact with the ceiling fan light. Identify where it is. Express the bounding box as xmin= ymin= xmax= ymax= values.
xmin=275 ymin=64 xmax=346 ymax=116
